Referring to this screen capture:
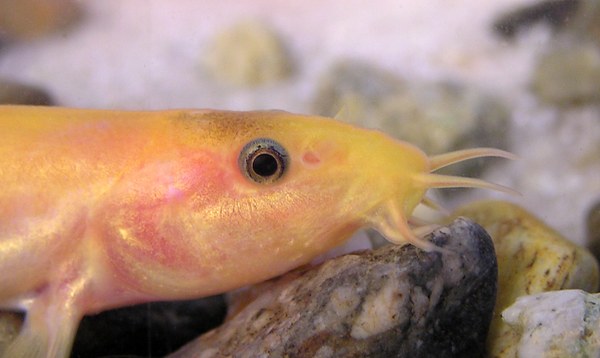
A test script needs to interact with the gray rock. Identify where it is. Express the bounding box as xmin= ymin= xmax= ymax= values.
xmin=0 ymin=79 xmax=54 ymax=105
xmin=312 ymin=60 xmax=511 ymax=177
xmin=312 ymin=60 xmax=405 ymax=122
xmin=492 ymin=0 xmax=600 ymax=45
xmin=565 ymin=0 xmax=600 ymax=45
xmin=491 ymin=0 xmax=580 ymax=39
xmin=169 ymin=218 xmax=498 ymax=358
xmin=525 ymin=1 xmax=600 ymax=106
xmin=502 ymin=289 xmax=600 ymax=357
xmin=531 ymin=42 xmax=600 ymax=106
